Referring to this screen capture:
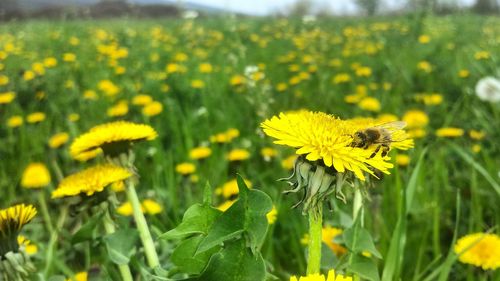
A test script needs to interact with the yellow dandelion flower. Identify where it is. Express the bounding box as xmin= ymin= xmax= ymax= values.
xmin=49 ymin=132 xmax=70 ymax=149
xmin=52 ymin=164 xmax=132 ymax=198
xmin=17 ymin=236 xmax=37 ymax=255
xmin=216 ymin=200 xmax=236 ymax=212
xmin=68 ymin=113 xmax=80 ymax=122
xmin=290 ymin=269 xmax=352 ymax=281
xmin=323 ymin=226 xmax=347 ymax=256
xmin=469 ymin=130 xmax=485 ymax=140
xmin=97 ymin=80 xmax=120 ymax=96
xmin=66 ymin=271 xmax=88 ymax=281
xmin=355 ymin=66 xmax=372 ymax=77
xmin=261 ymin=147 xmax=278 ymax=160
xmin=0 ymin=91 xmax=16 ymax=104
xmin=458 ymin=69 xmax=469 ymax=78
xmin=0 ymin=75 xmax=10 ymax=86
xmin=23 ymin=70 xmax=35 ymax=81
xmin=175 ymin=162 xmax=196 ymax=176
xmin=358 ymin=97 xmax=381 ymax=112
xmin=199 ymin=63 xmax=213 ymax=73
xmin=189 ymin=146 xmax=212 ymax=160
xmin=215 ymin=179 xmax=252 ymax=199
xmin=70 ymin=121 xmax=157 ymax=159
xmin=230 ymin=75 xmax=245 ymax=86
xmin=266 ymin=205 xmax=278 ymax=224
xmin=227 ymin=148 xmax=250 ymax=161
xmin=281 ymin=154 xmax=298 ymax=170
xmin=408 ymin=128 xmax=427 ymax=139
xmin=43 ymin=57 xmax=57 ymax=67
xmin=472 ymin=144 xmax=481 ymax=153
xmin=117 ymin=202 xmax=135 ymax=216
xmin=261 ymin=111 xmax=396 ymax=180
xmin=0 ymin=204 xmax=37 ymax=240
xmin=83 ymin=90 xmax=98 ymax=100
xmin=26 ymin=112 xmax=46 ymax=124
xmin=474 ymin=51 xmax=490 ymax=60
xmin=396 ymin=154 xmax=410 ymax=166
xmin=21 ymin=163 xmax=51 ymax=189
xmin=63 ymin=53 xmax=76 ymax=62
xmin=402 ymin=110 xmax=429 ymax=128
xmin=454 ymin=233 xmax=500 ymax=270
xmin=132 ymin=94 xmax=153 ymax=106
xmin=191 ymin=79 xmax=205 ymax=89
xmin=417 ymin=61 xmax=432 ymax=73
xmin=276 ymin=82 xmax=288 ymax=92
xmin=142 ymin=199 xmax=162 ymax=215
xmin=418 ymin=35 xmax=430 ymax=44
xmin=332 ymin=73 xmax=351 ymax=84
xmin=107 ymin=101 xmax=128 ymax=117
xmin=142 ymin=101 xmax=163 ymax=117
xmin=7 ymin=115 xmax=23 ymax=128
xmin=435 ymin=127 xmax=464 ymax=138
